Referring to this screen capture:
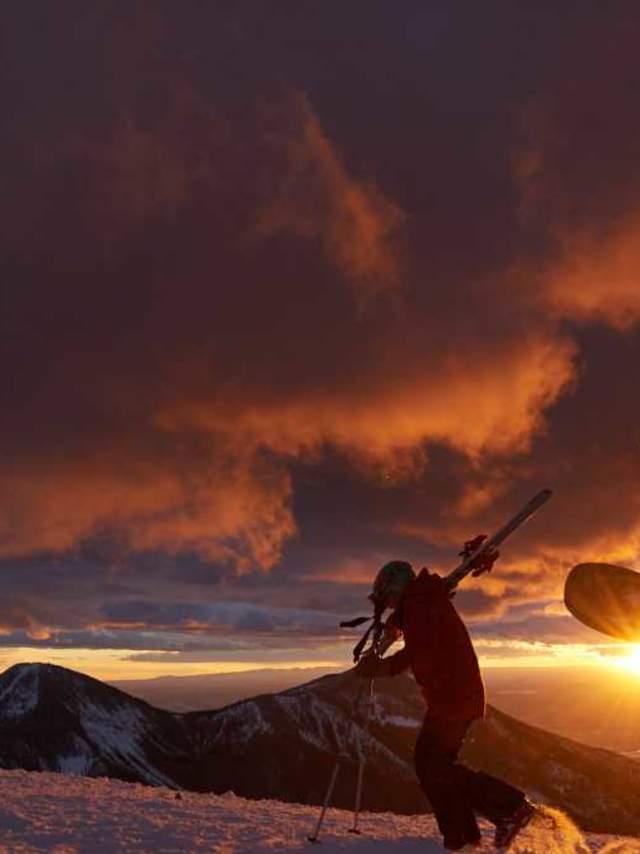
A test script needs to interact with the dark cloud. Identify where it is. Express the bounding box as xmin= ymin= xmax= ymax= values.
xmin=2 ymin=3 xmax=640 ymax=662
xmin=100 ymin=599 xmax=344 ymax=639
xmin=0 ymin=629 xmax=209 ymax=652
